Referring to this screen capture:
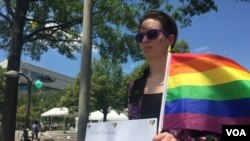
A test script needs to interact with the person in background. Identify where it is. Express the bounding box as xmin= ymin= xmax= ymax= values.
xmin=39 ymin=121 xmax=45 ymax=136
xmin=128 ymin=10 xmax=220 ymax=141
xmin=31 ymin=120 xmax=39 ymax=141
